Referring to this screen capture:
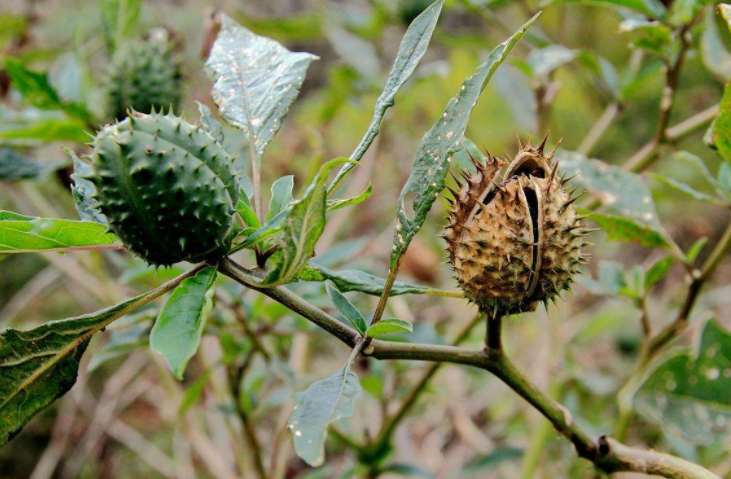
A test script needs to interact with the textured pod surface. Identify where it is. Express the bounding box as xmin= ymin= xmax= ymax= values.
xmin=444 ymin=139 xmax=588 ymax=314
xmin=85 ymin=111 xmax=238 ymax=265
xmin=102 ymin=40 xmax=182 ymax=120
